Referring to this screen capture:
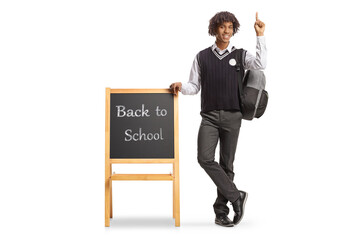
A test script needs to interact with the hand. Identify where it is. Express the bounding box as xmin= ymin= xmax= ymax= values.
xmin=169 ymin=82 xmax=182 ymax=96
xmin=254 ymin=12 xmax=265 ymax=36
